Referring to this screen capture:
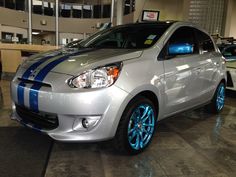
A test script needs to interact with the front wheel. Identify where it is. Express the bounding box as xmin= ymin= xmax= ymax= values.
xmin=206 ymin=82 xmax=226 ymax=114
xmin=114 ymin=96 xmax=157 ymax=155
